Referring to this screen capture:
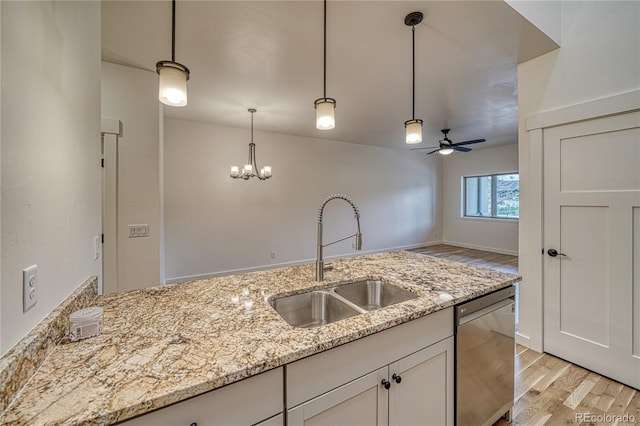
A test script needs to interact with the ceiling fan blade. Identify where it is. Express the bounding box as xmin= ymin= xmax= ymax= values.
xmin=452 ymin=138 xmax=486 ymax=146
xmin=410 ymin=146 xmax=440 ymax=151
xmin=426 ymin=149 xmax=441 ymax=155
xmin=453 ymin=146 xmax=472 ymax=152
